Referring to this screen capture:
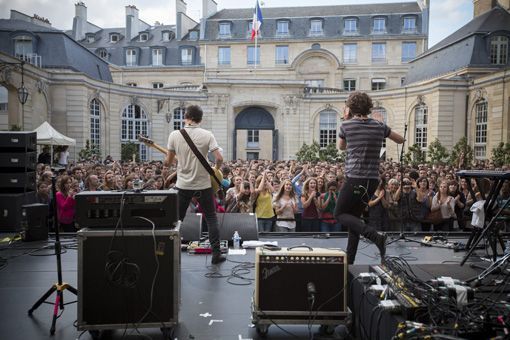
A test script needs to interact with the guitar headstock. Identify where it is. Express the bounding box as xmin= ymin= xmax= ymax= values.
xmin=138 ymin=134 xmax=154 ymax=145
